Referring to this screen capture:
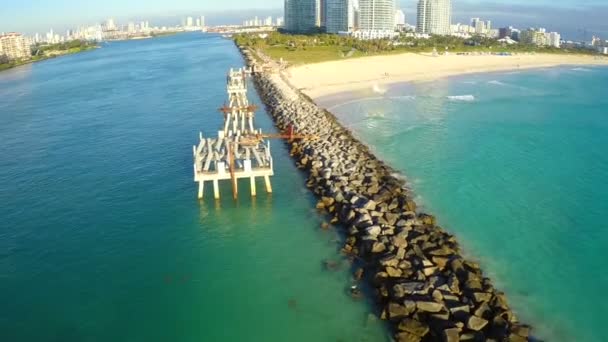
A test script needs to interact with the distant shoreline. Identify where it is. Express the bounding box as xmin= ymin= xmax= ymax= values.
xmin=0 ymin=46 xmax=97 ymax=73
xmin=287 ymin=53 xmax=608 ymax=99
